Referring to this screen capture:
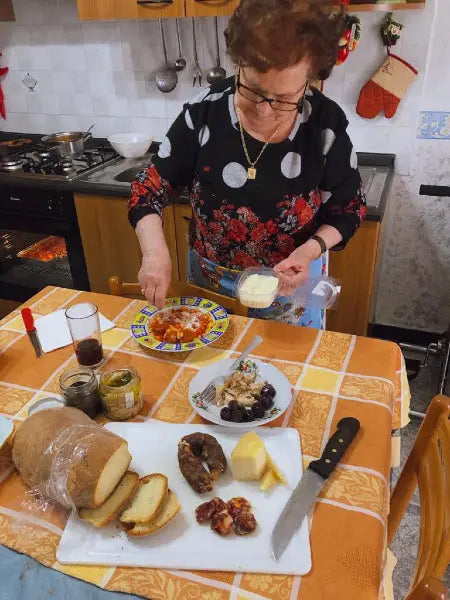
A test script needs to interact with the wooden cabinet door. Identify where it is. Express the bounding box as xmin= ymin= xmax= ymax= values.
xmin=137 ymin=0 xmax=185 ymax=19
xmin=74 ymin=193 xmax=179 ymax=294
xmin=174 ymin=204 xmax=192 ymax=282
xmin=0 ymin=0 xmax=15 ymax=21
xmin=327 ymin=220 xmax=380 ymax=336
xmin=77 ymin=0 xmax=184 ymax=20
xmin=77 ymin=0 xmax=138 ymax=19
xmin=185 ymin=0 xmax=239 ymax=17
xmin=162 ymin=204 xmax=180 ymax=284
